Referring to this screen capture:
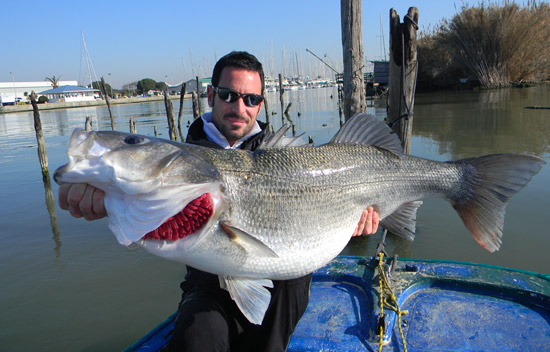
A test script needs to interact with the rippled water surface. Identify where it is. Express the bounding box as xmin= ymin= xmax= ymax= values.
xmin=1 ymin=85 xmax=549 ymax=351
